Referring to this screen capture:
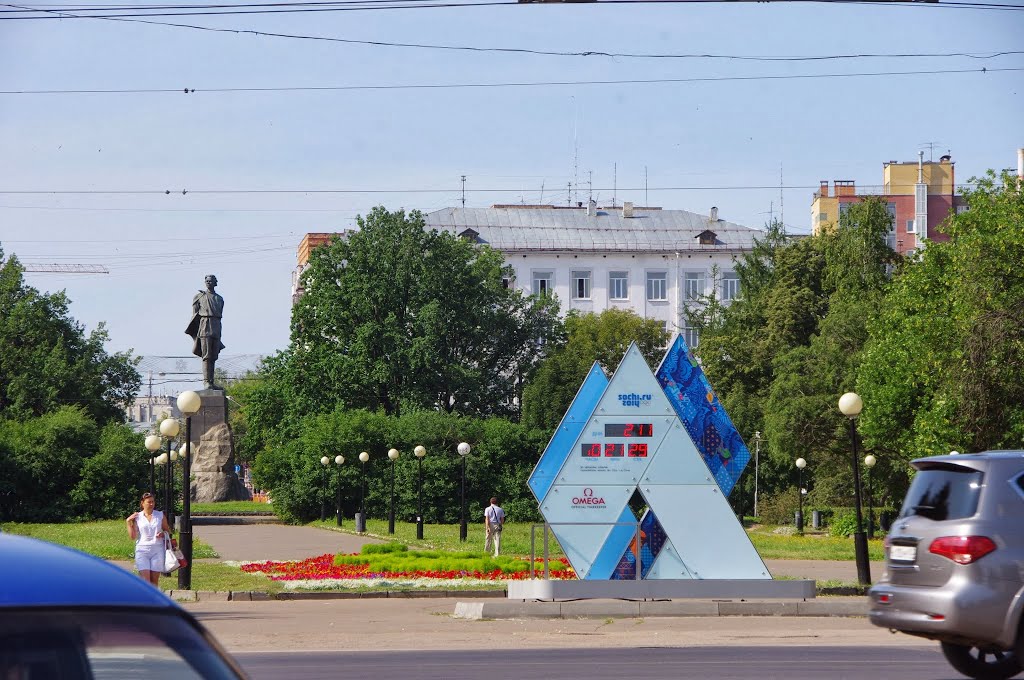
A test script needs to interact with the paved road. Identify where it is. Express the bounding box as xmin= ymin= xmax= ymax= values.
xmin=236 ymin=646 xmax=953 ymax=680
